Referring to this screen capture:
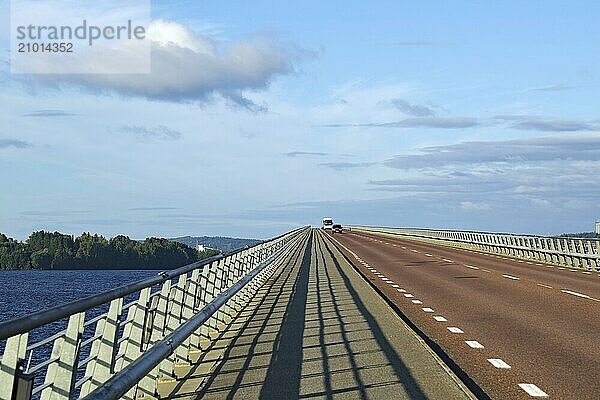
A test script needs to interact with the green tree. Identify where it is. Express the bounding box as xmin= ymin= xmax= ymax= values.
xmin=31 ymin=249 xmax=52 ymax=269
